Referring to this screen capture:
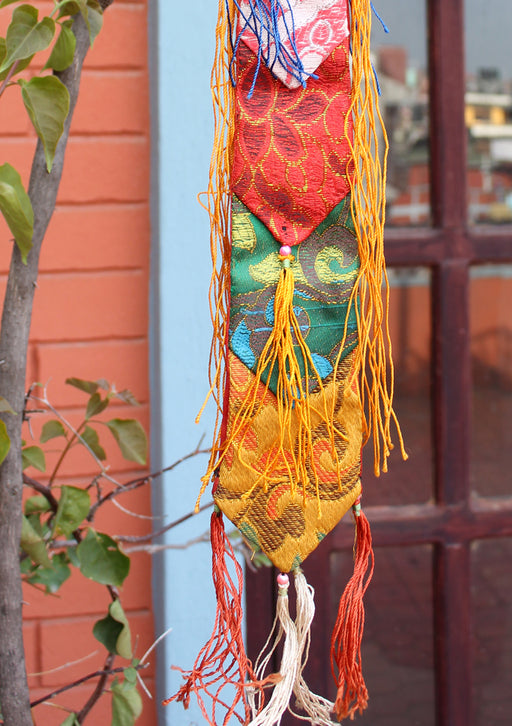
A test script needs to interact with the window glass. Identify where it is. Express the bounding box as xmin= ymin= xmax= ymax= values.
xmin=331 ymin=545 xmax=435 ymax=725
xmin=371 ymin=0 xmax=430 ymax=226
xmin=470 ymin=264 xmax=512 ymax=497
xmin=363 ymin=268 xmax=433 ymax=506
xmin=465 ymin=0 xmax=512 ymax=224
xmin=472 ymin=538 xmax=512 ymax=725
